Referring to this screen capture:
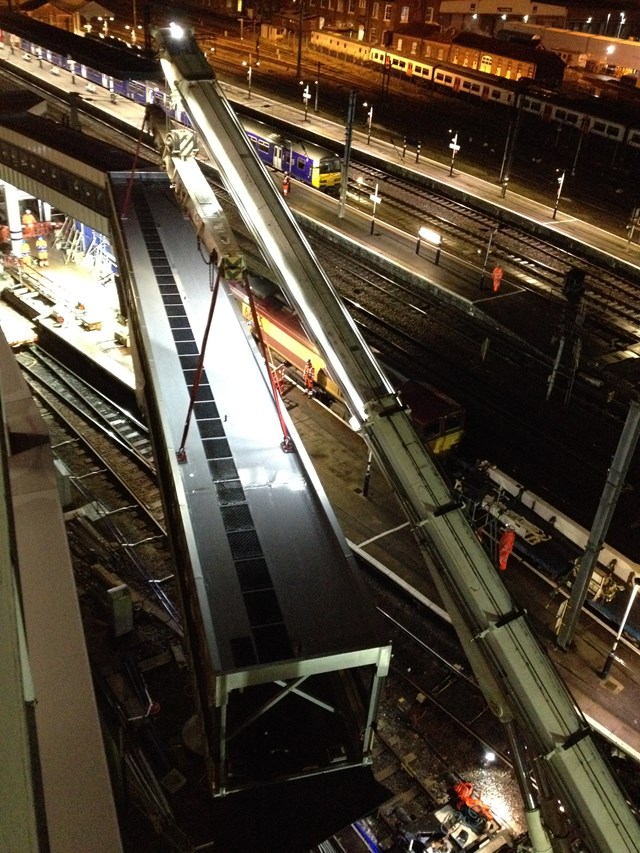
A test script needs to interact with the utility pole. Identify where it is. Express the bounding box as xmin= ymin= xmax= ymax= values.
xmin=339 ymin=90 xmax=357 ymax=220
xmin=296 ymin=0 xmax=304 ymax=78
xmin=552 ymin=169 xmax=566 ymax=220
xmin=499 ymin=82 xmax=527 ymax=197
xmin=557 ymin=400 xmax=640 ymax=649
